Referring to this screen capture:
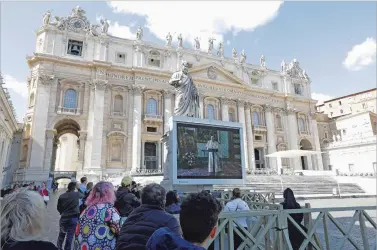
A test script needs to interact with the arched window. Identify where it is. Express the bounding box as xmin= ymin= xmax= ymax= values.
xmin=276 ymin=114 xmax=282 ymax=129
xmin=22 ymin=145 xmax=28 ymax=161
xmin=111 ymin=142 xmax=121 ymax=161
xmin=206 ymin=104 xmax=215 ymax=119
xmin=252 ymin=111 xmax=260 ymax=125
xmin=29 ymin=93 xmax=35 ymax=107
xmin=146 ymin=98 xmax=157 ymax=115
xmin=298 ymin=118 xmax=306 ymax=132
xmin=113 ymin=95 xmax=123 ymax=113
xmin=63 ymin=89 xmax=77 ymax=109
